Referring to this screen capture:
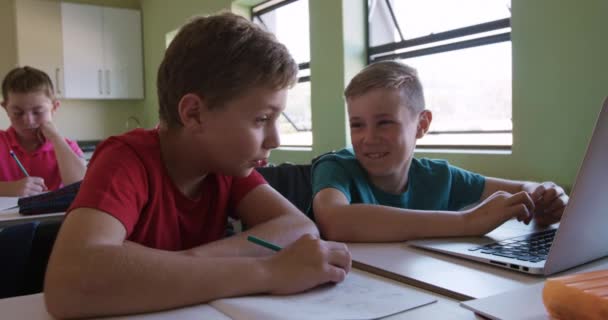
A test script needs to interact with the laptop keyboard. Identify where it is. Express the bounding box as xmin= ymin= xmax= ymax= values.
xmin=468 ymin=229 xmax=557 ymax=263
